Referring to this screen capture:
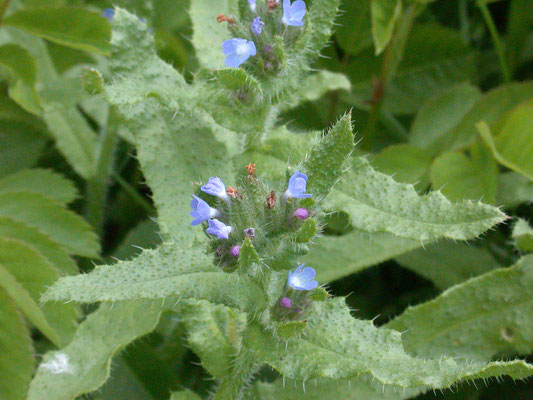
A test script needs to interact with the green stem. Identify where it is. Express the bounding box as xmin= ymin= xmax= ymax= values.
xmin=476 ymin=0 xmax=511 ymax=83
xmin=112 ymin=172 xmax=155 ymax=216
xmin=212 ymin=348 xmax=258 ymax=400
xmin=0 ymin=0 xmax=11 ymax=24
